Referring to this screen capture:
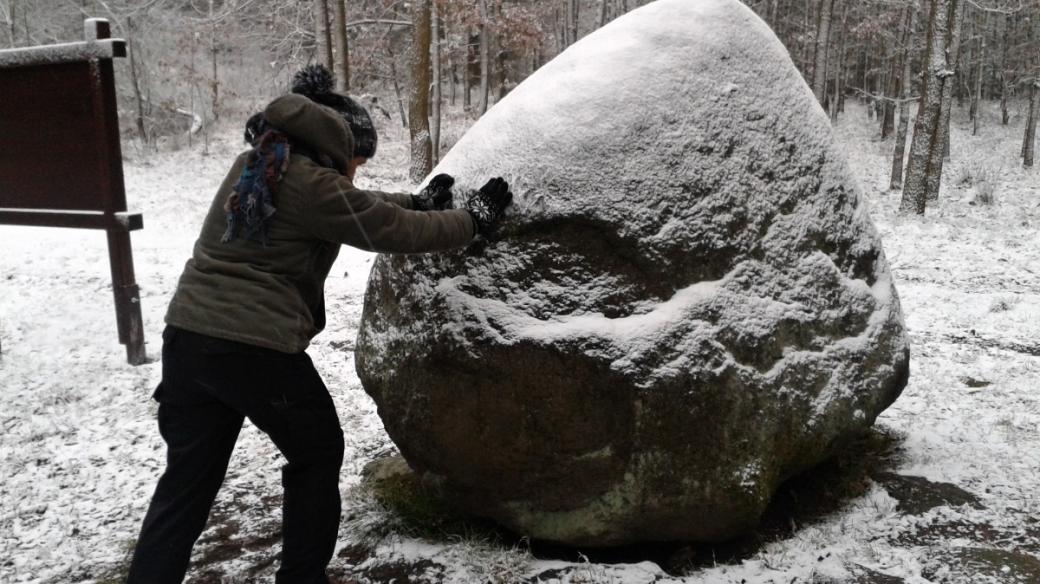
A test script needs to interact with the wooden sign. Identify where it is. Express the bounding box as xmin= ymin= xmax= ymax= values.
xmin=0 ymin=19 xmax=146 ymax=365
